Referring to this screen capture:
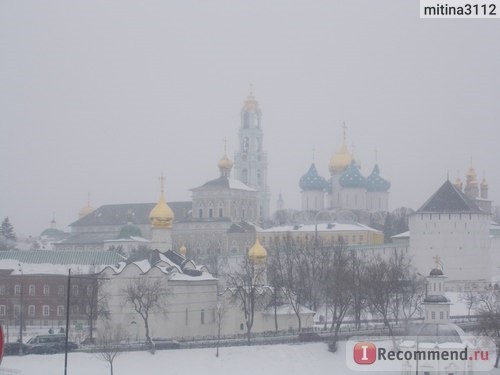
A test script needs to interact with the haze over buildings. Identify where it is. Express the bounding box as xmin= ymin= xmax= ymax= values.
xmin=0 ymin=1 xmax=499 ymax=235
